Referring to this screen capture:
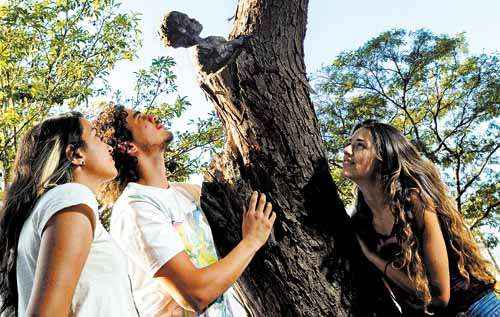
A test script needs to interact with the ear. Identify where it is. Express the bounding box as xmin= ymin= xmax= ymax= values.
xmin=126 ymin=142 xmax=139 ymax=156
xmin=117 ymin=141 xmax=139 ymax=156
xmin=66 ymin=144 xmax=85 ymax=167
